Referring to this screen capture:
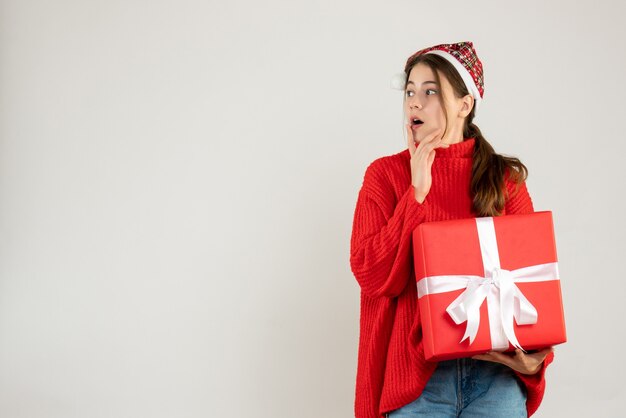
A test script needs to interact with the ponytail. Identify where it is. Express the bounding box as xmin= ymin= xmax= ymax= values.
xmin=467 ymin=123 xmax=528 ymax=217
